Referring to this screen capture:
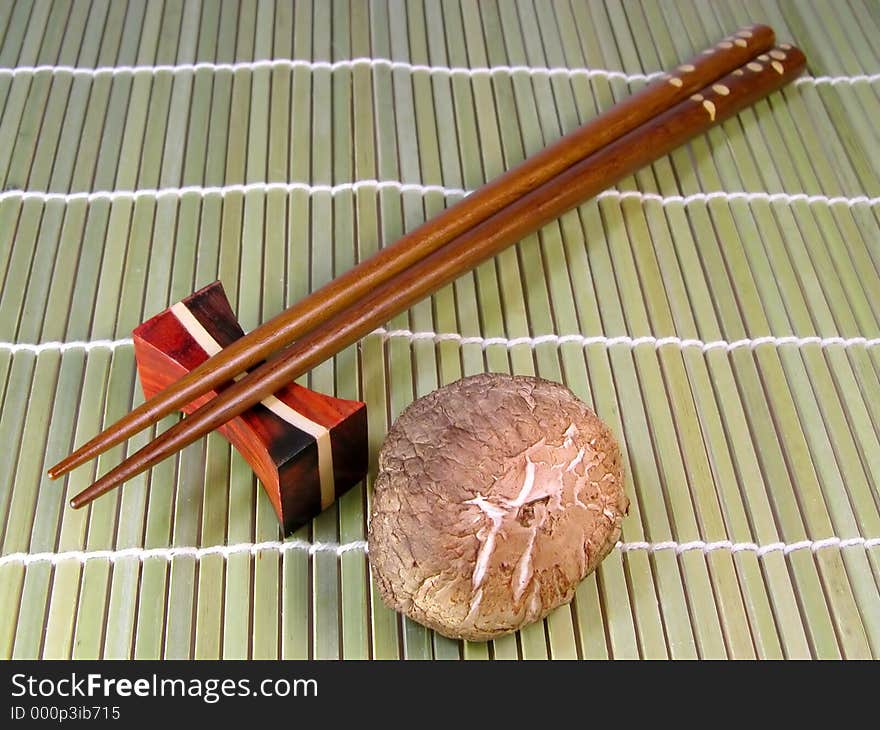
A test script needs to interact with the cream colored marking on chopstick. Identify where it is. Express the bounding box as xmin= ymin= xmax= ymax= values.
xmin=780 ymin=43 xmax=792 ymax=50
xmin=690 ymin=93 xmax=704 ymax=102
xmin=712 ymin=83 xmax=730 ymax=95
xmin=667 ymin=76 xmax=683 ymax=88
xmin=770 ymin=50 xmax=787 ymax=60
xmin=170 ymin=302 xmax=336 ymax=508
xmin=736 ymin=30 xmax=753 ymax=38
xmin=701 ymin=48 xmax=714 ymax=55
xmin=758 ymin=53 xmax=770 ymax=61
xmin=733 ymin=69 xmax=745 ymax=76
xmin=747 ymin=61 xmax=763 ymax=72
xmin=3 ymin=534 xmax=878 ymax=568
xmin=771 ymin=61 xmax=785 ymax=75
xmin=702 ymin=100 xmax=717 ymax=120
xmin=678 ymin=63 xmax=695 ymax=72
xmin=717 ymin=41 xmax=733 ymax=49
xmin=734 ymin=39 xmax=747 ymax=47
